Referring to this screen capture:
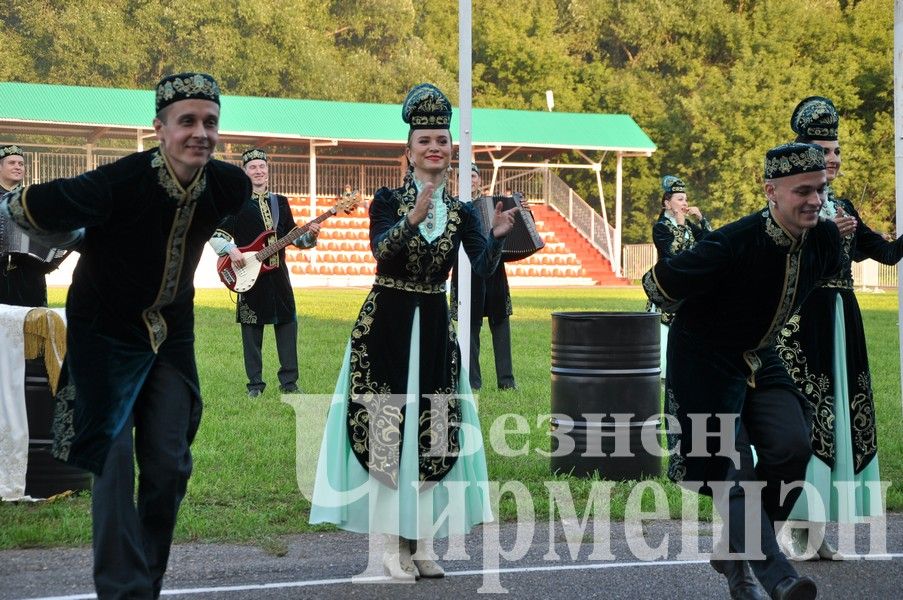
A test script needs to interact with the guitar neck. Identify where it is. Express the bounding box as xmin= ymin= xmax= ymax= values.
xmin=255 ymin=208 xmax=336 ymax=261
